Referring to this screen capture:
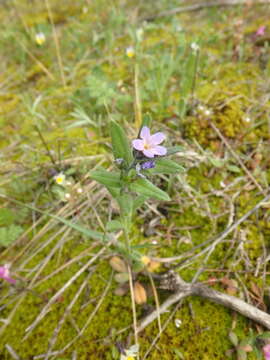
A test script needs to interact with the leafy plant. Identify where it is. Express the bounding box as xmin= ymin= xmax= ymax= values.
xmin=90 ymin=120 xmax=182 ymax=263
